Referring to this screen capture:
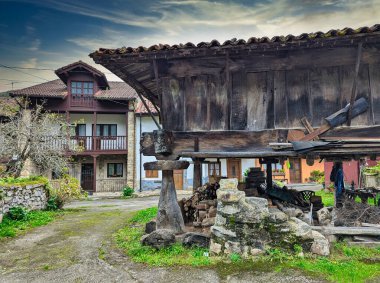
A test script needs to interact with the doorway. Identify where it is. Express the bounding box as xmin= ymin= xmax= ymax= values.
xmin=173 ymin=169 xmax=183 ymax=190
xmin=81 ymin=164 xmax=94 ymax=191
xmin=289 ymin=158 xmax=302 ymax=183
xmin=227 ymin=159 xmax=242 ymax=181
